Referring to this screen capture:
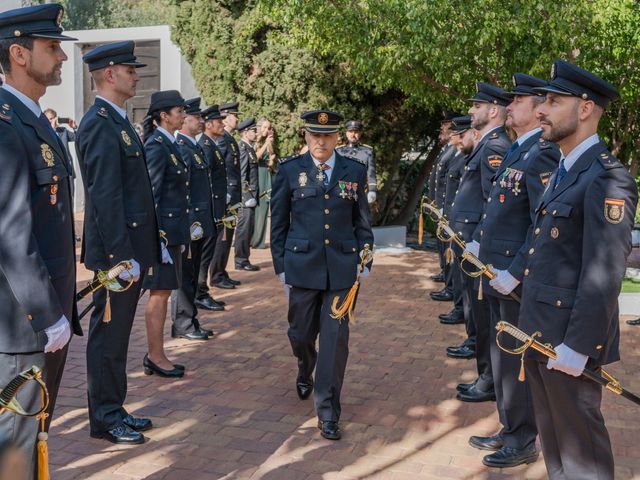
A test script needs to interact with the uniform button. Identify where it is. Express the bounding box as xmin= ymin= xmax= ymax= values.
xmin=487 ymin=197 xmax=492 ymax=202
xmin=325 ymin=239 xmax=330 ymax=245
xmin=136 ymin=151 xmax=140 ymax=157
xmin=455 ymin=189 xmax=459 ymax=194
xmin=293 ymin=246 xmax=297 ymax=251
xmin=108 ymin=254 xmax=114 ymax=259
xmin=195 ymin=208 xmax=199 ymax=211
xmin=492 ymin=181 xmax=496 ymax=186
xmin=177 ymin=170 xmax=181 ymax=174
xmin=325 ymin=224 xmax=330 ymax=230
xmin=186 ymin=195 xmax=190 ymax=199
xmin=186 ymin=209 xmax=190 ymax=213
xmin=52 ymin=175 xmax=59 ymax=182
xmin=352 ymin=247 xmax=356 ymax=252
xmin=464 ymin=219 xmax=468 ymax=223
xmin=169 ymin=213 xmax=173 ymax=217
xmin=552 ymin=209 xmax=558 ymax=216
xmin=27 ymin=314 xmax=33 ymax=321
xmin=480 ymin=230 xmax=483 ymax=236
xmin=483 ymin=214 xmax=487 ymax=219
xmin=324 ymin=209 xmax=329 ymax=214
xmin=542 ymin=209 xmax=547 ymax=215
xmin=451 ymin=202 xmax=455 ymax=206
xmin=324 ymin=194 xmax=330 ymax=199
xmin=556 ymin=300 xmax=562 ymax=307
xmin=535 ymin=227 xmax=540 ymax=235
xmin=301 ymin=193 xmax=305 ymax=197
xmin=524 ymin=268 xmax=529 ymax=276
xmin=132 ymin=222 xmax=138 ymax=227
xmin=529 ymin=248 xmax=534 ymax=255
xmin=506 ymin=250 xmax=510 ymax=255
xmin=596 ymin=345 xmax=603 ymax=350
xmin=186 ymin=182 xmax=189 ymax=186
